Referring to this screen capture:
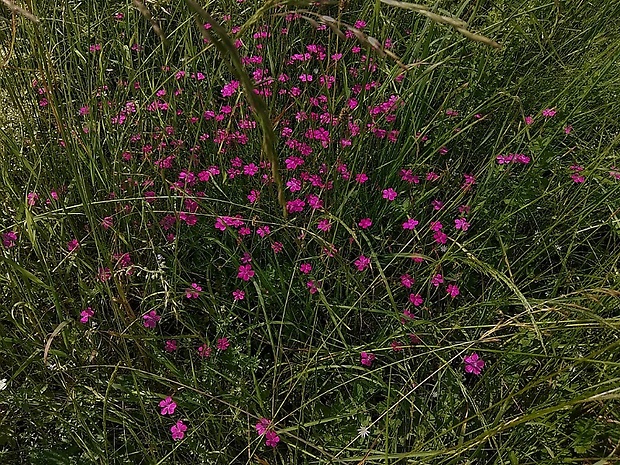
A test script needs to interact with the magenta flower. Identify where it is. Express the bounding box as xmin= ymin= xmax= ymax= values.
xmin=409 ymin=293 xmax=423 ymax=306
xmin=431 ymin=274 xmax=444 ymax=287
xmin=571 ymin=173 xmax=585 ymax=183
xmin=446 ymin=284 xmax=460 ymax=297
xmin=464 ymin=353 xmax=485 ymax=375
xmin=143 ymin=310 xmax=161 ymax=329
xmin=317 ymin=219 xmax=331 ymax=232
xmin=255 ymin=418 xmax=271 ymax=435
xmin=232 ymin=289 xmax=245 ymax=301
xmin=402 ymin=309 xmax=415 ymax=321
xmin=286 ymin=198 xmax=305 ymax=213
xmin=256 ymin=225 xmax=271 ymax=237
xmin=400 ymin=274 xmax=414 ymax=288
xmin=2 ymin=231 xmax=18 ymax=248
xmin=358 ymin=218 xmax=372 ymax=229
xmin=101 ymin=216 xmax=113 ymax=230
xmin=171 ymin=420 xmax=187 ymax=440
xmin=382 ymin=188 xmax=397 ymax=201
xmin=67 ymin=239 xmax=80 ymax=252
xmin=391 ymin=340 xmax=404 ymax=351
xmin=247 ymin=189 xmax=260 ymax=203
xmin=216 ymin=338 xmax=230 ymax=351
xmin=354 ymin=255 xmax=371 ymax=271
xmin=159 ymin=396 xmax=177 ymax=415
xmin=80 ymin=307 xmax=94 ymax=324
xmin=307 ymin=280 xmax=319 ymax=294
xmin=360 ymin=352 xmax=375 ymax=367
xmin=454 ymin=218 xmax=471 ymax=231
xmin=355 ymin=173 xmax=368 ymax=183
xmin=300 ymin=263 xmax=312 ymax=274
xmin=431 ymin=200 xmax=444 ymax=211
xmin=185 ymin=283 xmax=202 ymax=299
xmin=265 ymin=430 xmax=280 ymax=447
xmin=238 ymin=264 xmax=255 ymax=281
xmin=165 ymin=340 xmax=177 ymax=352
xmin=198 ymin=344 xmax=212 ymax=358
xmin=524 ymin=115 xmax=534 ymax=125
xmin=221 ymin=79 xmax=239 ymax=97
xmin=402 ymin=218 xmax=419 ymax=230
xmin=542 ymin=107 xmax=556 ymax=118
xmin=433 ymin=231 xmax=448 ymax=244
